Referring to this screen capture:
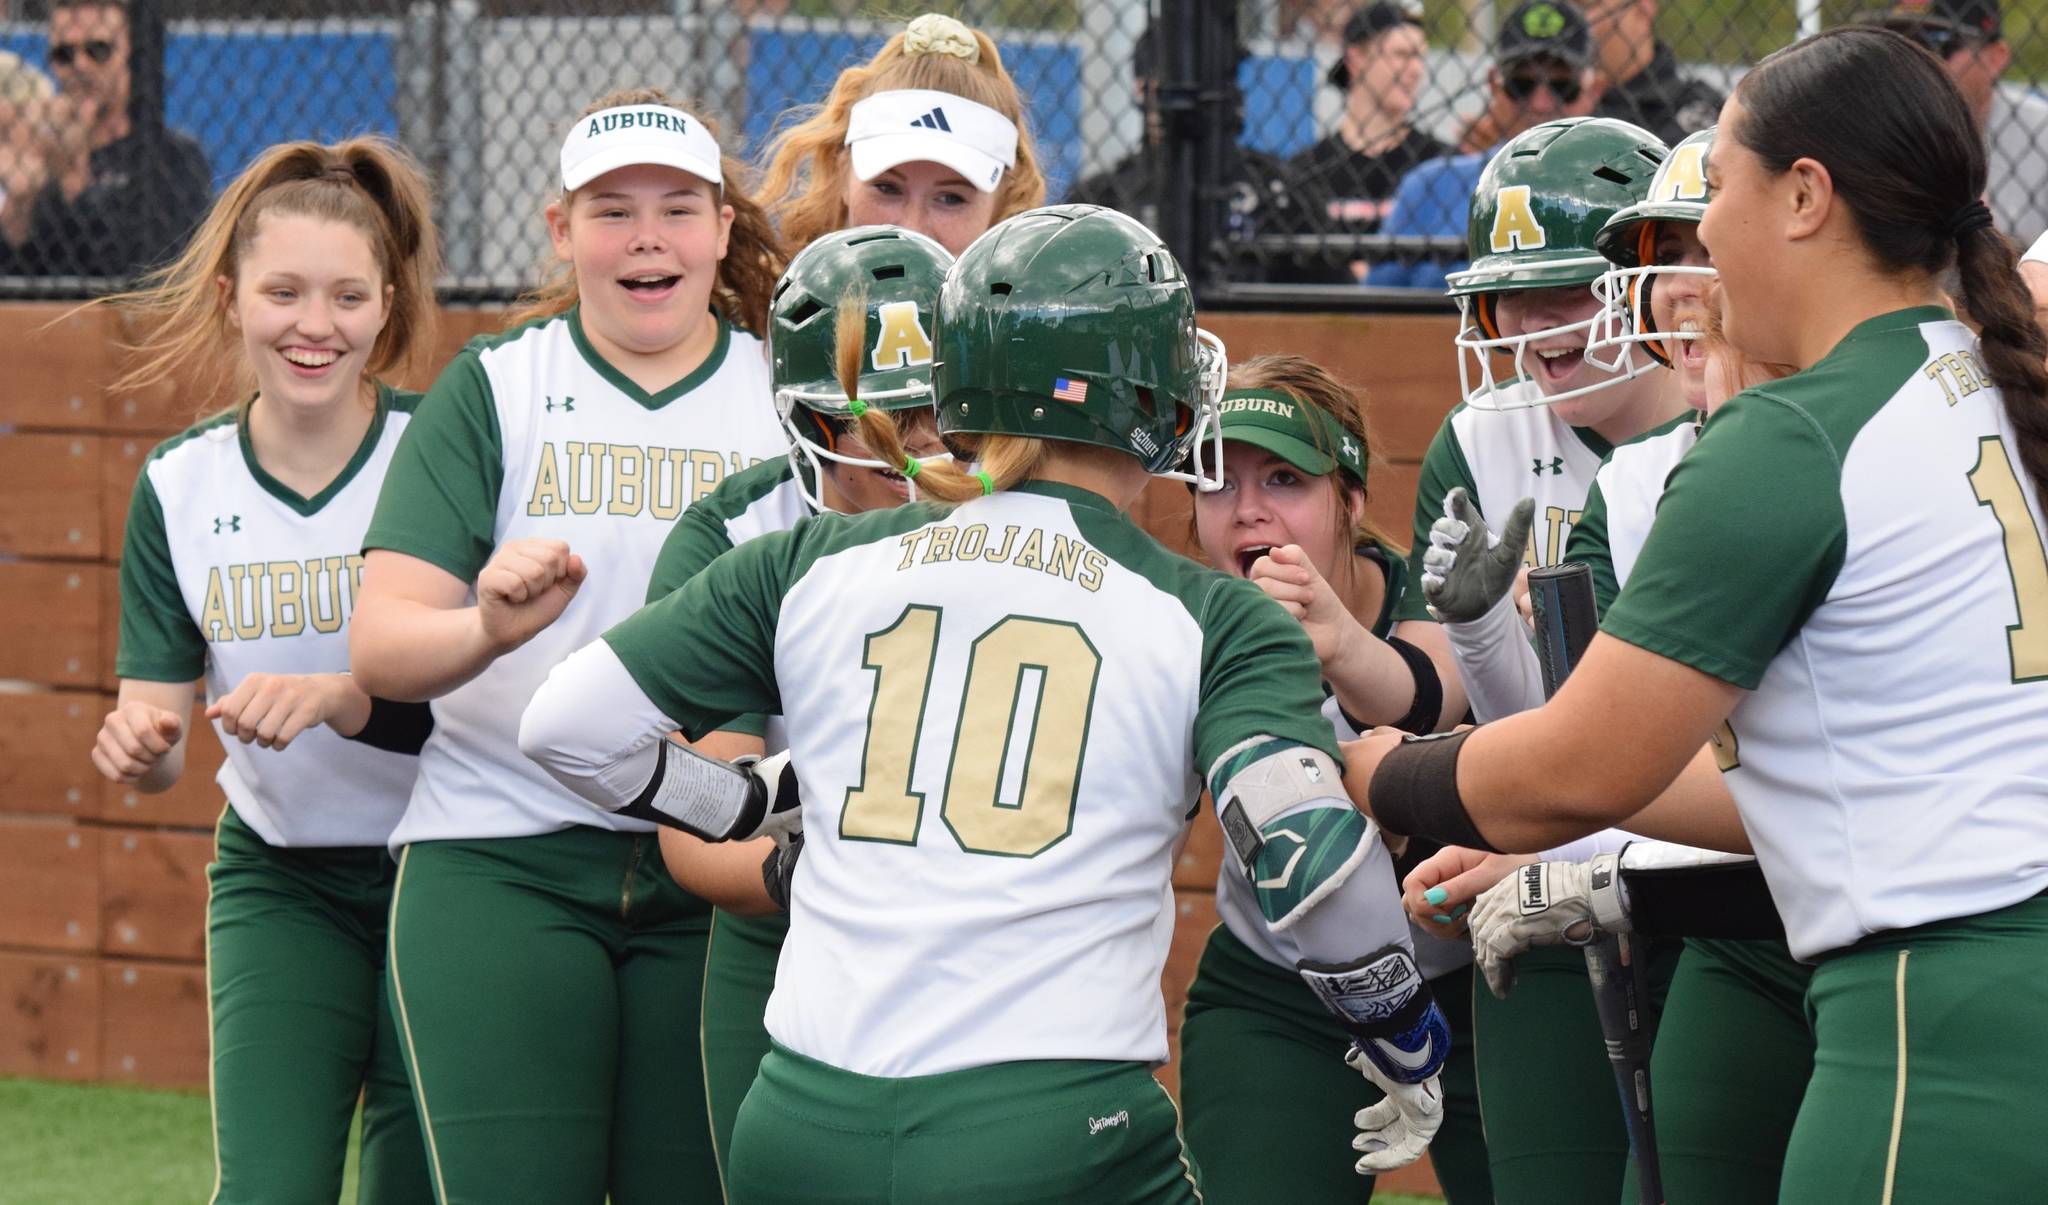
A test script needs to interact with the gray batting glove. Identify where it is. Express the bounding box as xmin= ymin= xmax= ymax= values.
xmin=1421 ymin=489 xmax=1535 ymax=624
